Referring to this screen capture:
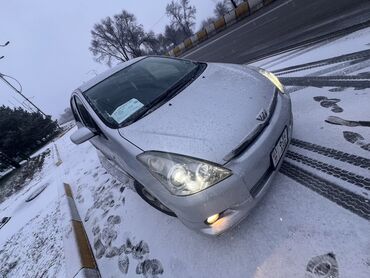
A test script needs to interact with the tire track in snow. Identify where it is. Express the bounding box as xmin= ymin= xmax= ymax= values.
xmin=290 ymin=138 xmax=370 ymax=170
xmin=286 ymin=150 xmax=370 ymax=191
xmin=280 ymin=161 xmax=370 ymax=221
xmin=273 ymin=49 xmax=370 ymax=75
